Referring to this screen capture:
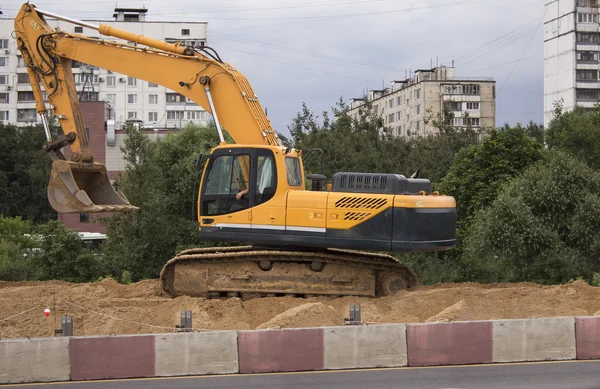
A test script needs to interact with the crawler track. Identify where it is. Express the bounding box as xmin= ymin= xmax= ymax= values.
xmin=159 ymin=246 xmax=418 ymax=299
